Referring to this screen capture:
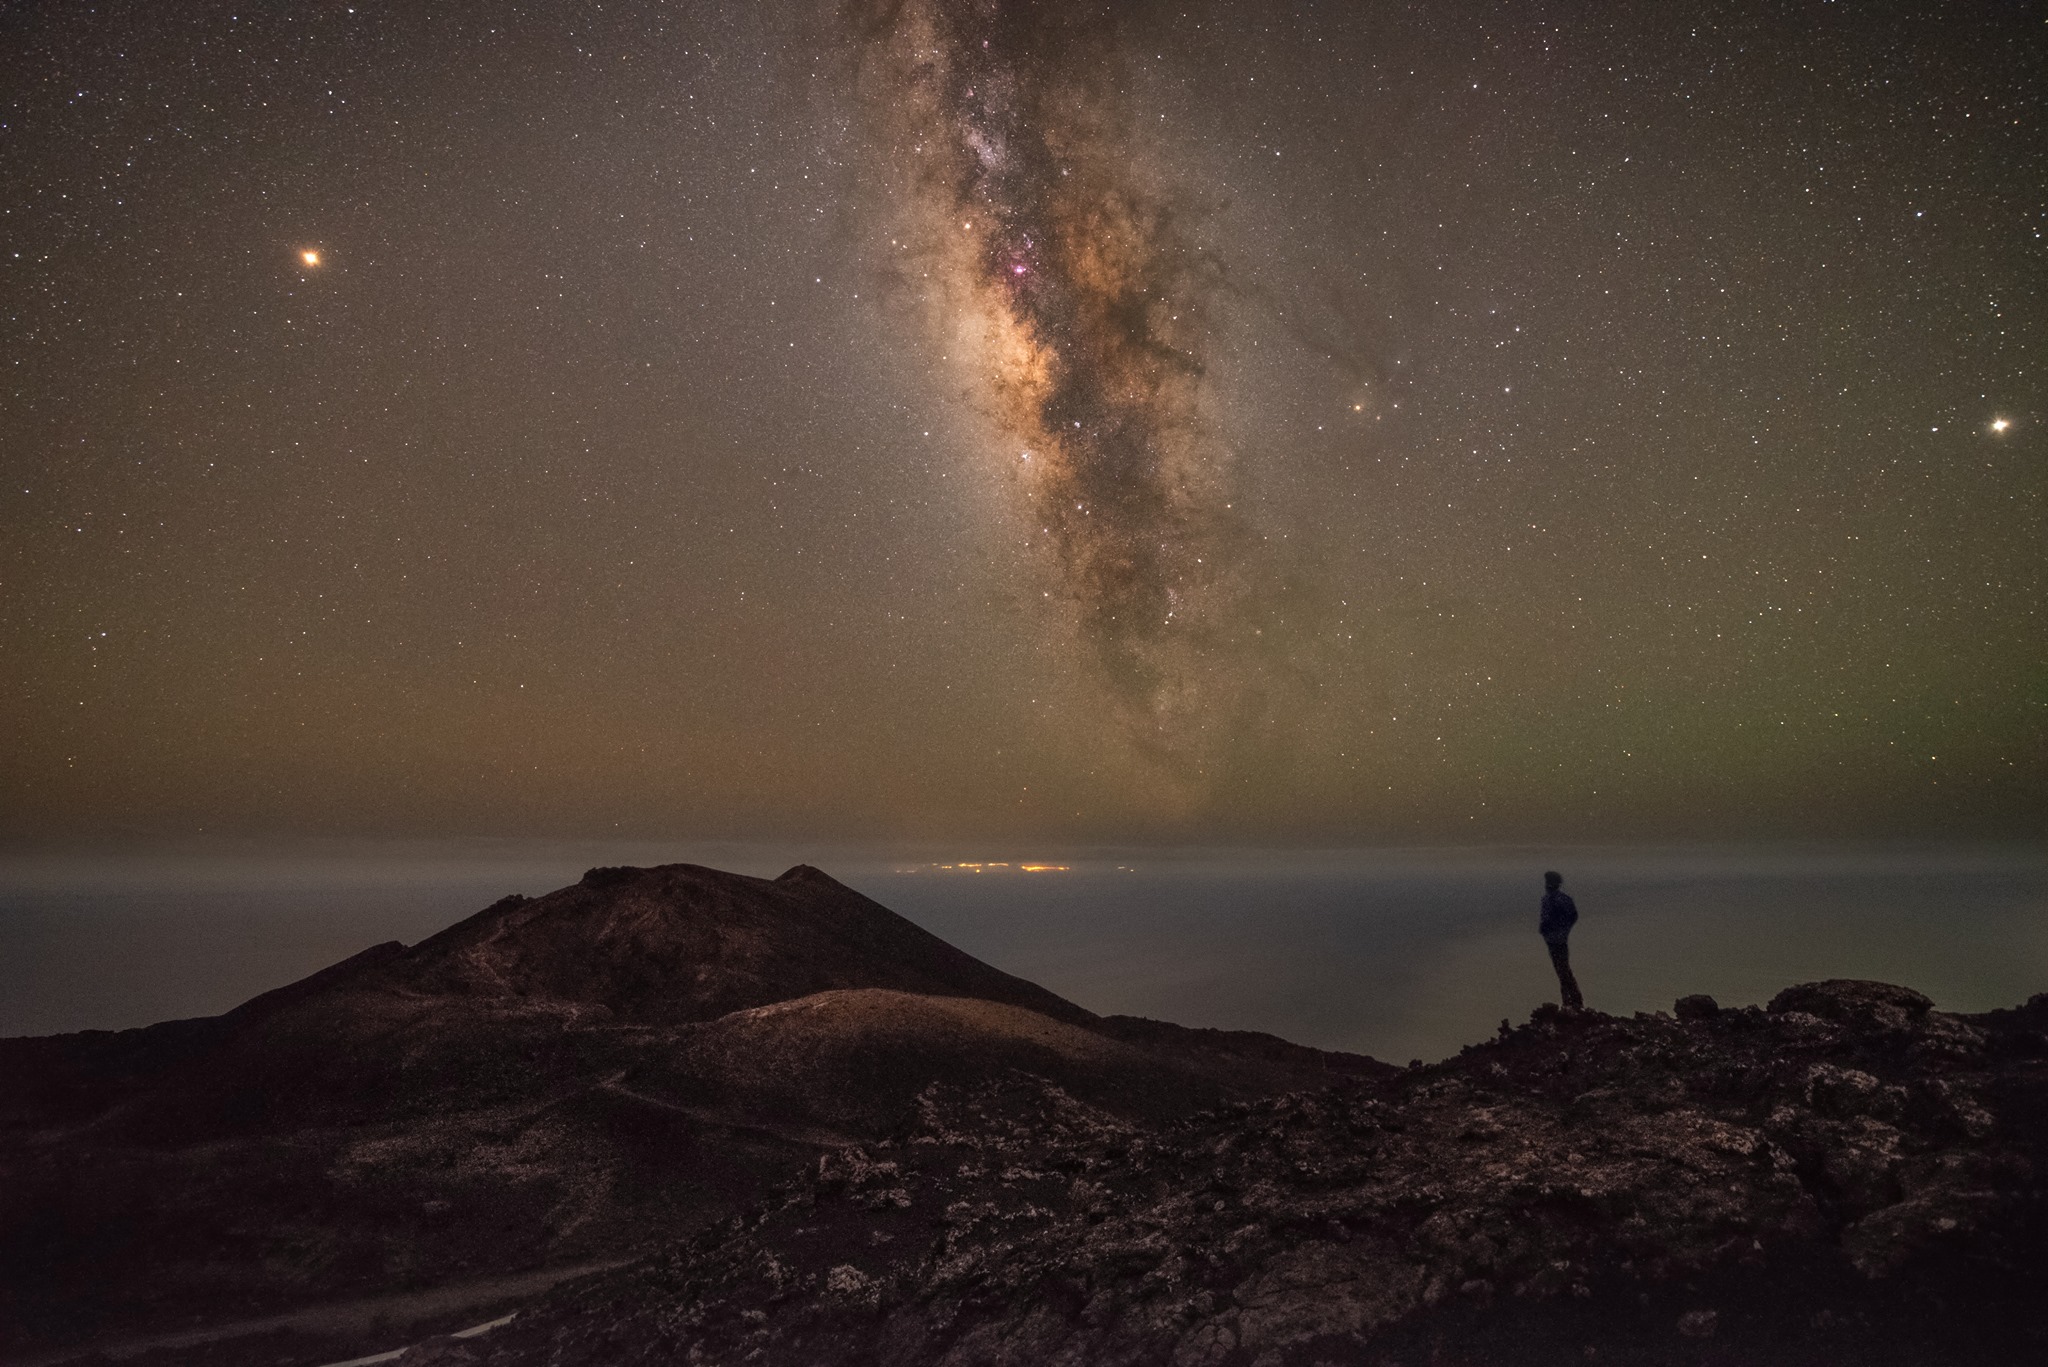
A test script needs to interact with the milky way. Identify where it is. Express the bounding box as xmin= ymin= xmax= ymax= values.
xmin=848 ymin=0 xmax=1254 ymax=772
